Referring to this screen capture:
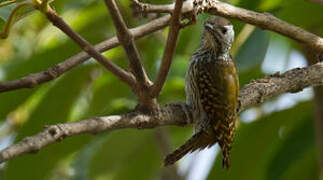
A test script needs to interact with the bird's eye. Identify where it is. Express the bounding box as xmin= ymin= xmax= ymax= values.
xmin=221 ymin=27 xmax=227 ymax=34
